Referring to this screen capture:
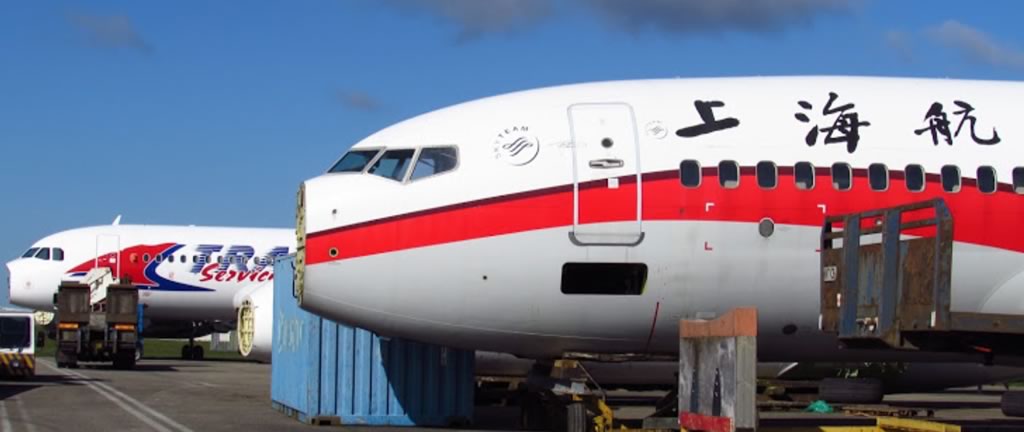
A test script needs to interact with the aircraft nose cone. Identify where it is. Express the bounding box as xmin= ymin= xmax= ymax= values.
xmin=6 ymin=260 xmax=28 ymax=305
xmin=6 ymin=259 xmax=53 ymax=310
